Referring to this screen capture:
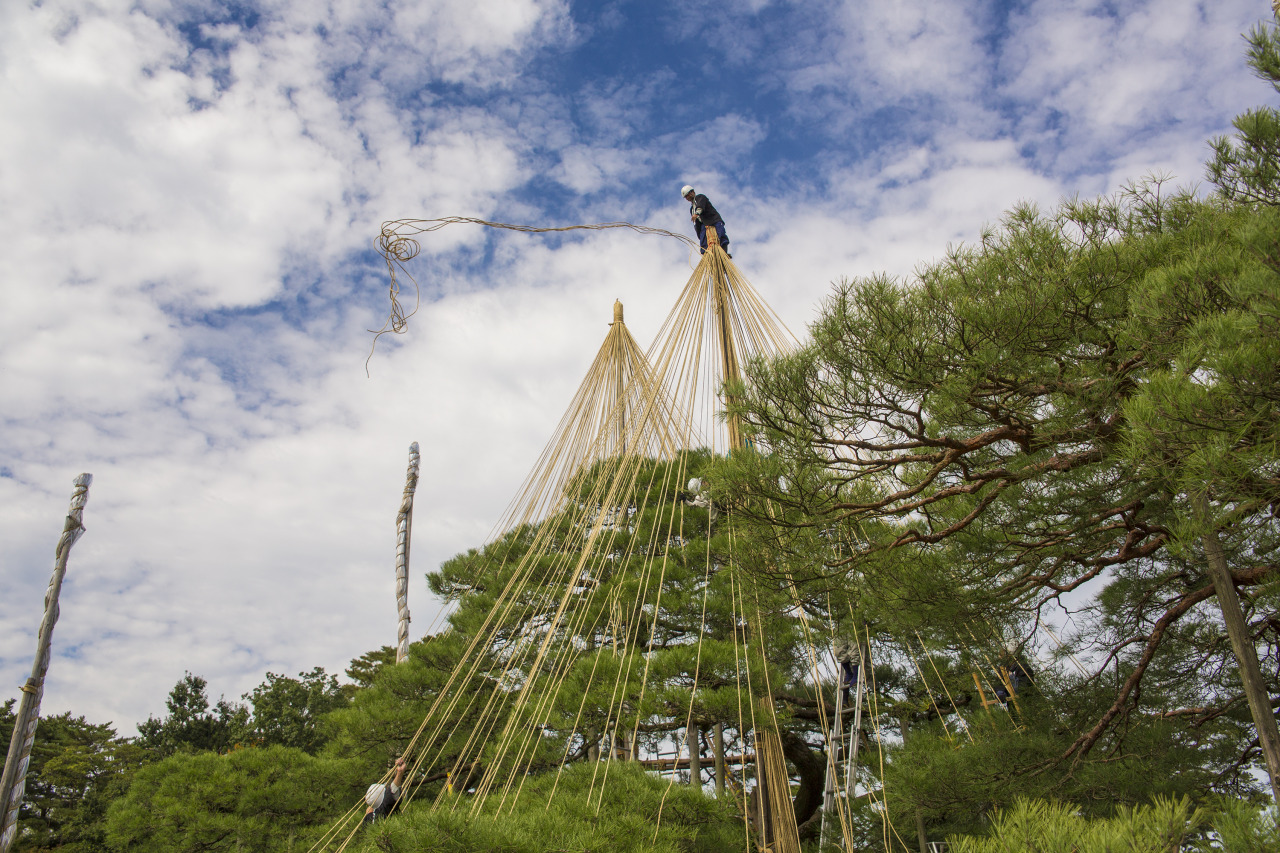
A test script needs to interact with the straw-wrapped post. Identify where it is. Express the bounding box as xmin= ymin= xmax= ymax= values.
xmin=395 ymin=443 xmax=420 ymax=664
xmin=0 ymin=473 xmax=92 ymax=853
